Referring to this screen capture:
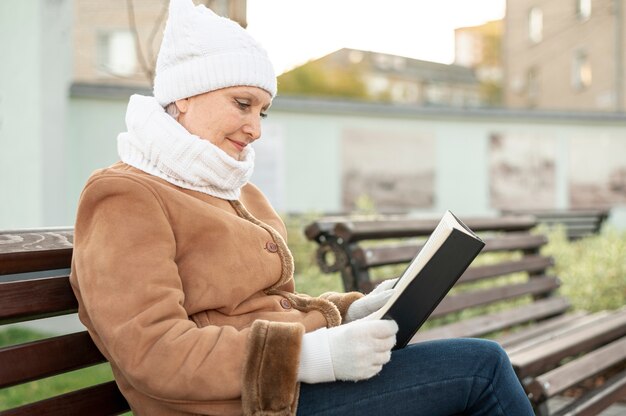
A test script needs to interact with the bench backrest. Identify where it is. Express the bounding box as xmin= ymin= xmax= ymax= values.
xmin=0 ymin=229 xmax=129 ymax=416
xmin=503 ymin=209 xmax=610 ymax=240
xmin=305 ymin=215 xmax=571 ymax=341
